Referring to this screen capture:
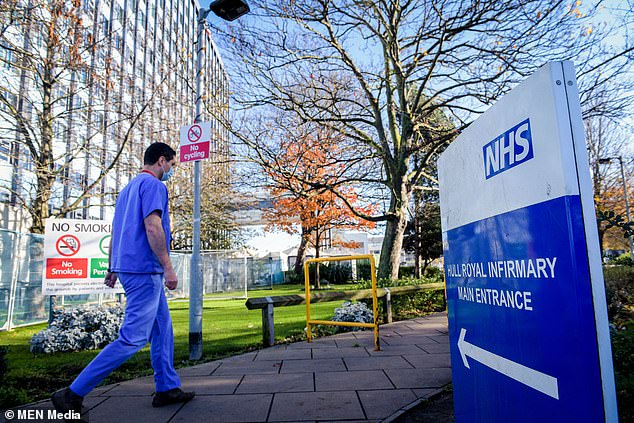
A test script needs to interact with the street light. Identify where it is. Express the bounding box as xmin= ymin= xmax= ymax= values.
xmin=210 ymin=0 xmax=250 ymax=21
xmin=598 ymin=156 xmax=634 ymax=259
xmin=189 ymin=0 xmax=250 ymax=361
